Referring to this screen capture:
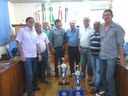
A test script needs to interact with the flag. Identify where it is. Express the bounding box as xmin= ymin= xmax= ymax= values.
xmin=49 ymin=7 xmax=55 ymax=25
xmin=42 ymin=7 xmax=46 ymax=20
xmin=58 ymin=6 xmax=63 ymax=20
xmin=65 ymin=7 xmax=68 ymax=22
xmin=37 ymin=10 xmax=41 ymax=22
